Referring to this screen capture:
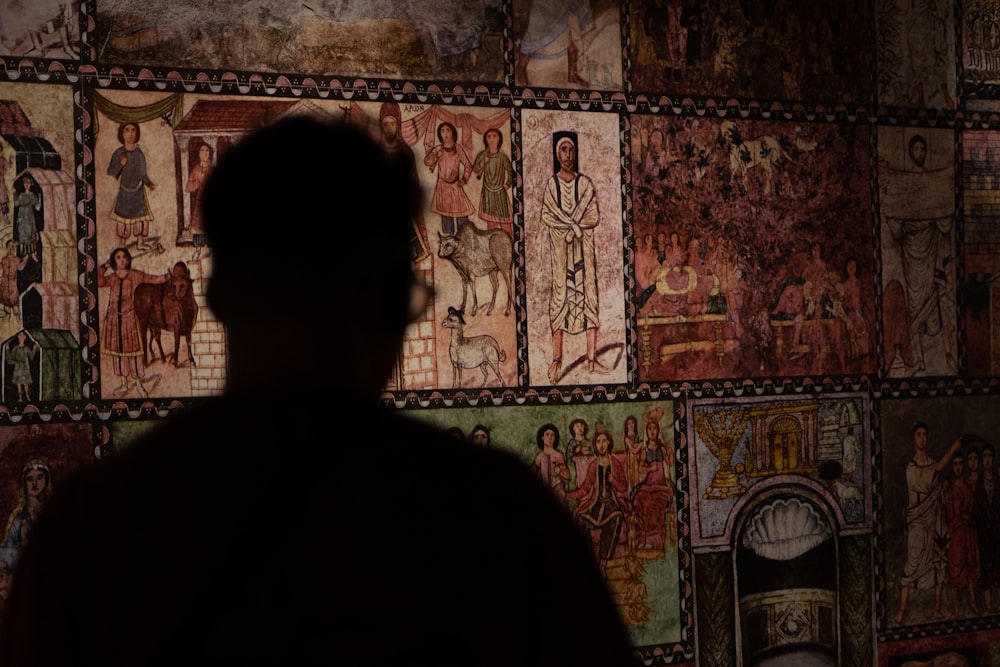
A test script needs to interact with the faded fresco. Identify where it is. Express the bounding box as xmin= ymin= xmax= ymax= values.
xmin=881 ymin=395 xmax=1000 ymax=628
xmin=93 ymin=90 xmax=244 ymax=400
xmin=409 ymin=400 xmax=682 ymax=651
xmin=632 ymin=115 xmax=876 ymax=381
xmin=409 ymin=105 xmax=516 ymax=391
xmin=341 ymin=101 xmax=518 ymax=392
xmin=512 ymin=0 xmax=623 ymax=89
xmin=689 ymin=393 xmax=870 ymax=546
xmin=0 ymin=0 xmax=80 ymax=59
xmin=93 ymin=0 xmax=505 ymax=81
xmin=876 ymin=0 xmax=956 ymax=108
xmin=962 ymin=131 xmax=1000 ymax=376
xmin=522 ymin=108 xmax=626 ymax=387
xmin=0 ymin=422 xmax=95 ymax=619
xmin=878 ymin=127 xmax=957 ymax=378
xmin=0 ymin=0 xmax=998 ymax=663
xmin=689 ymin=393 xmax=872 ymax=665
xmin=629 ymin=0 xmax=873 ymax=102
xmin=963 ymin=0 xmax=1000 ymax=97
xmin=0 ymin=83 xmax=80 ymax=402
